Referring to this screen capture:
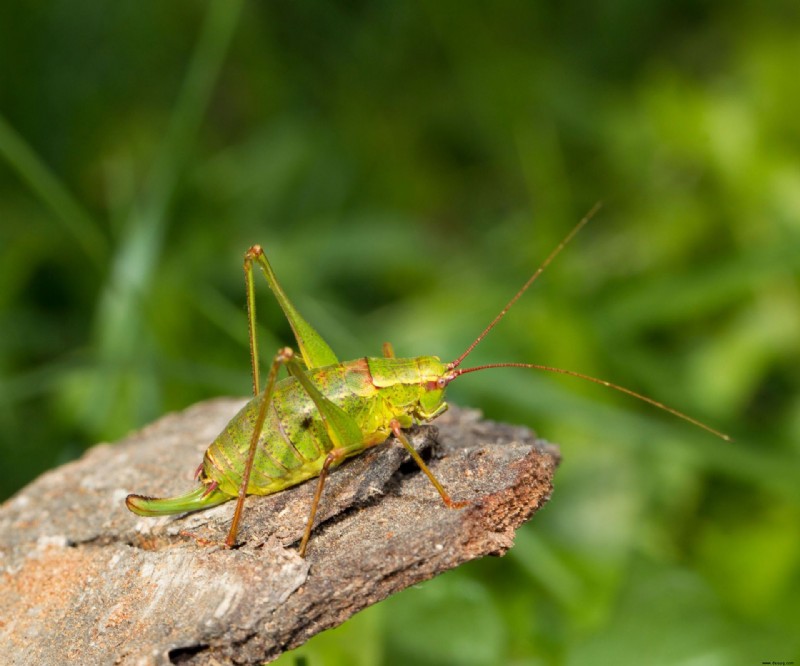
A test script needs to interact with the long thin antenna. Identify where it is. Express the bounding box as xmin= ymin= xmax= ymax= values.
xmin=451 ymin=363 xmax=732 ymax=441
xmin=449 ymin=202 xmax=602 ymax=370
